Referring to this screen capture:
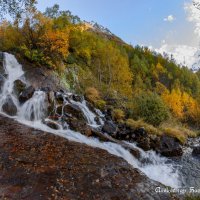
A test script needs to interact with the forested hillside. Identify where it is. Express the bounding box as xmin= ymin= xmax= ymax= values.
xmin=1 ymin=4 xmax=200 ymax=141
